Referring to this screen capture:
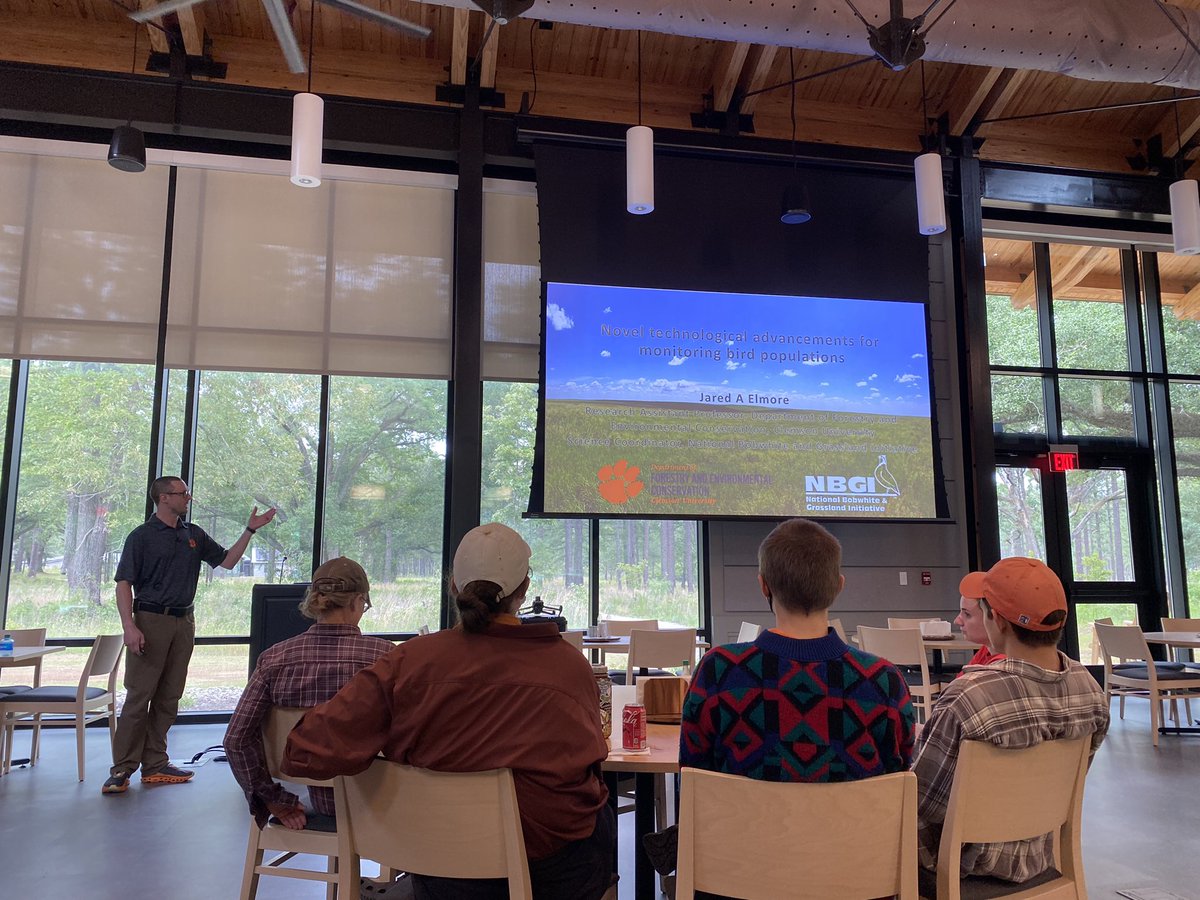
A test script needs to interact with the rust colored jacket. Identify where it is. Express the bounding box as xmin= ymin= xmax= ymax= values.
xmin=283 ymin=619 xmax=609 ymax=860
